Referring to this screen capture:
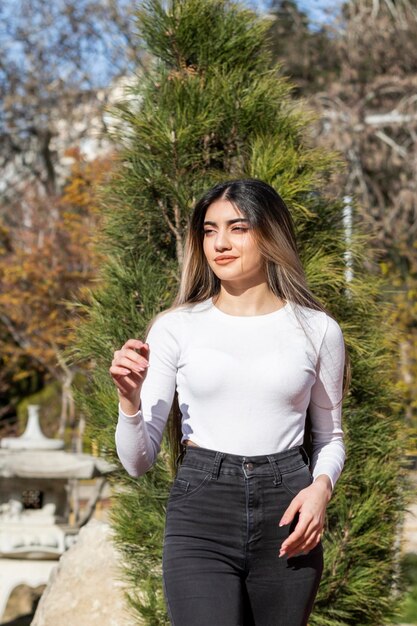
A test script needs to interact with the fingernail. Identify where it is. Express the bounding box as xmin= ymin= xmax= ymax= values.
xmin=279 ymin=521 xmax=285 ymax=526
